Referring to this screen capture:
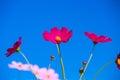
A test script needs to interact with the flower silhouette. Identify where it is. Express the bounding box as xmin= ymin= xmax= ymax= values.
xmin=5 ymin=37 xmax=22 ymax=57
xmin=43 ymin=27 xmax=72 ymax=44
xmin=8 ymin=61 xmax=29 ymax=71
xmin=115 ymin=53 xmax=120 ymax=70
xmin=84 ymin=32 xmax=112 ymax=44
